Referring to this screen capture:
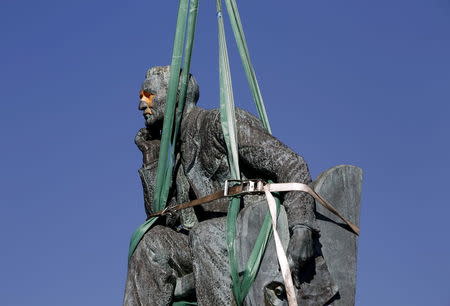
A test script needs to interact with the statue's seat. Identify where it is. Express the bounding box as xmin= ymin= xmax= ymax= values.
xmin=174 ymin=165 xmax=362 ymax=306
